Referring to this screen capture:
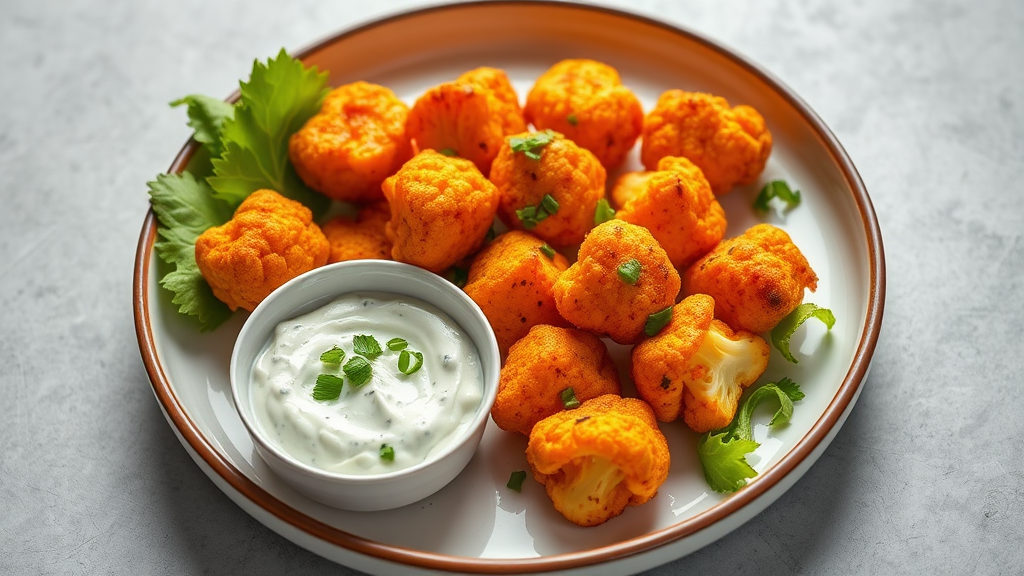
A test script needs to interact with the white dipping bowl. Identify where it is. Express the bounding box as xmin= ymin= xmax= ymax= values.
xmin=229 ymin=260 xmax=500 ymax=511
